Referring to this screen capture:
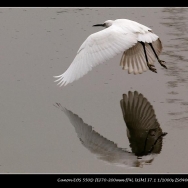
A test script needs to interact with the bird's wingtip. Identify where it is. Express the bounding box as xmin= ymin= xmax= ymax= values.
xmin=53 ymin=75 xmax=62 ymax=78
xmin=54 ymin=103 xmax=67 ymax=112
xmin=53 ymin=74 xmax=68 ymax=87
